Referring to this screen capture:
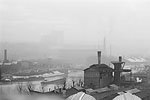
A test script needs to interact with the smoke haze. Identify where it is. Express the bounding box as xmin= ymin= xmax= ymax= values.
xmin=1 ymin=0 xmax=150 ymax=61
